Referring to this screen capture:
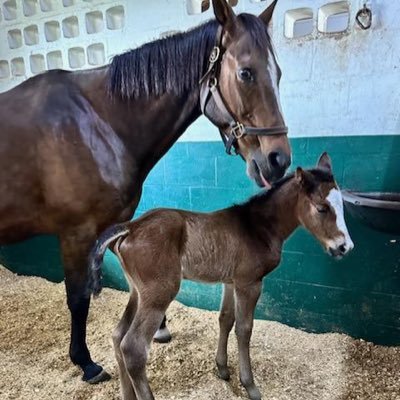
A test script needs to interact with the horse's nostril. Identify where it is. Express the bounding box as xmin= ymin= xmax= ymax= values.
xmin=268 ymin=152 xmax=279 ymax=168
xmin=268 ymin=151 xmax=290 ymax=170
xmin=338 ymin=244 xmax=346 ymax=253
